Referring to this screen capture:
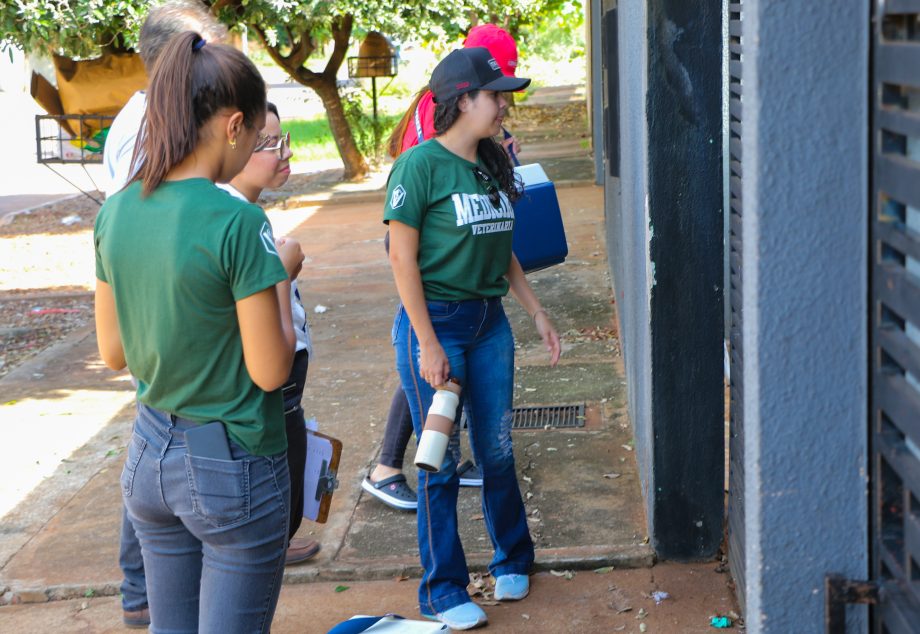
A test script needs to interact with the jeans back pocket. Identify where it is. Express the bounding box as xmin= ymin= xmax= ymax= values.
xmin=121 ymin=434 xmax=147 ymax=498
xmin=185 ymin=454 xmax=251 ymax=528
